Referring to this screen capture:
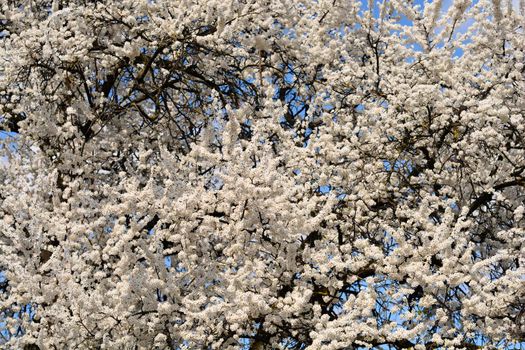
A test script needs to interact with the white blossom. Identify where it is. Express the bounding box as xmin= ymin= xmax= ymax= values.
xmin=0 ymin=0 xmax=524 ymax=349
